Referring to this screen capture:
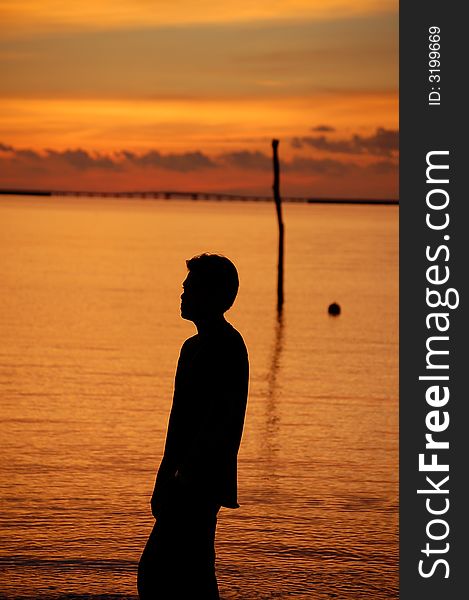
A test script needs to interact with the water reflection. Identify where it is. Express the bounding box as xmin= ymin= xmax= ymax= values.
xmin=267 ymin=311 xmax=284 ymax=402
xmin=261 ymin=313 xmax=284 ymax=481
